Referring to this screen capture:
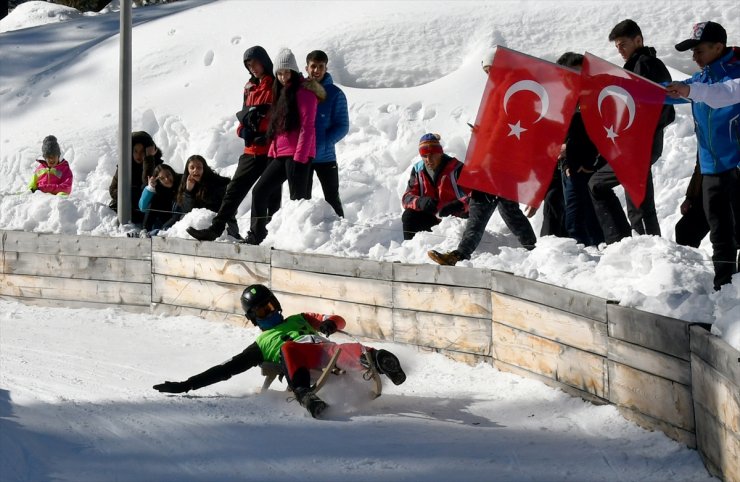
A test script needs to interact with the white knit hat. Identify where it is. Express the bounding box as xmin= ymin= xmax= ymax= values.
xmin=273 ymin=48 xmax=299 ymax=72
